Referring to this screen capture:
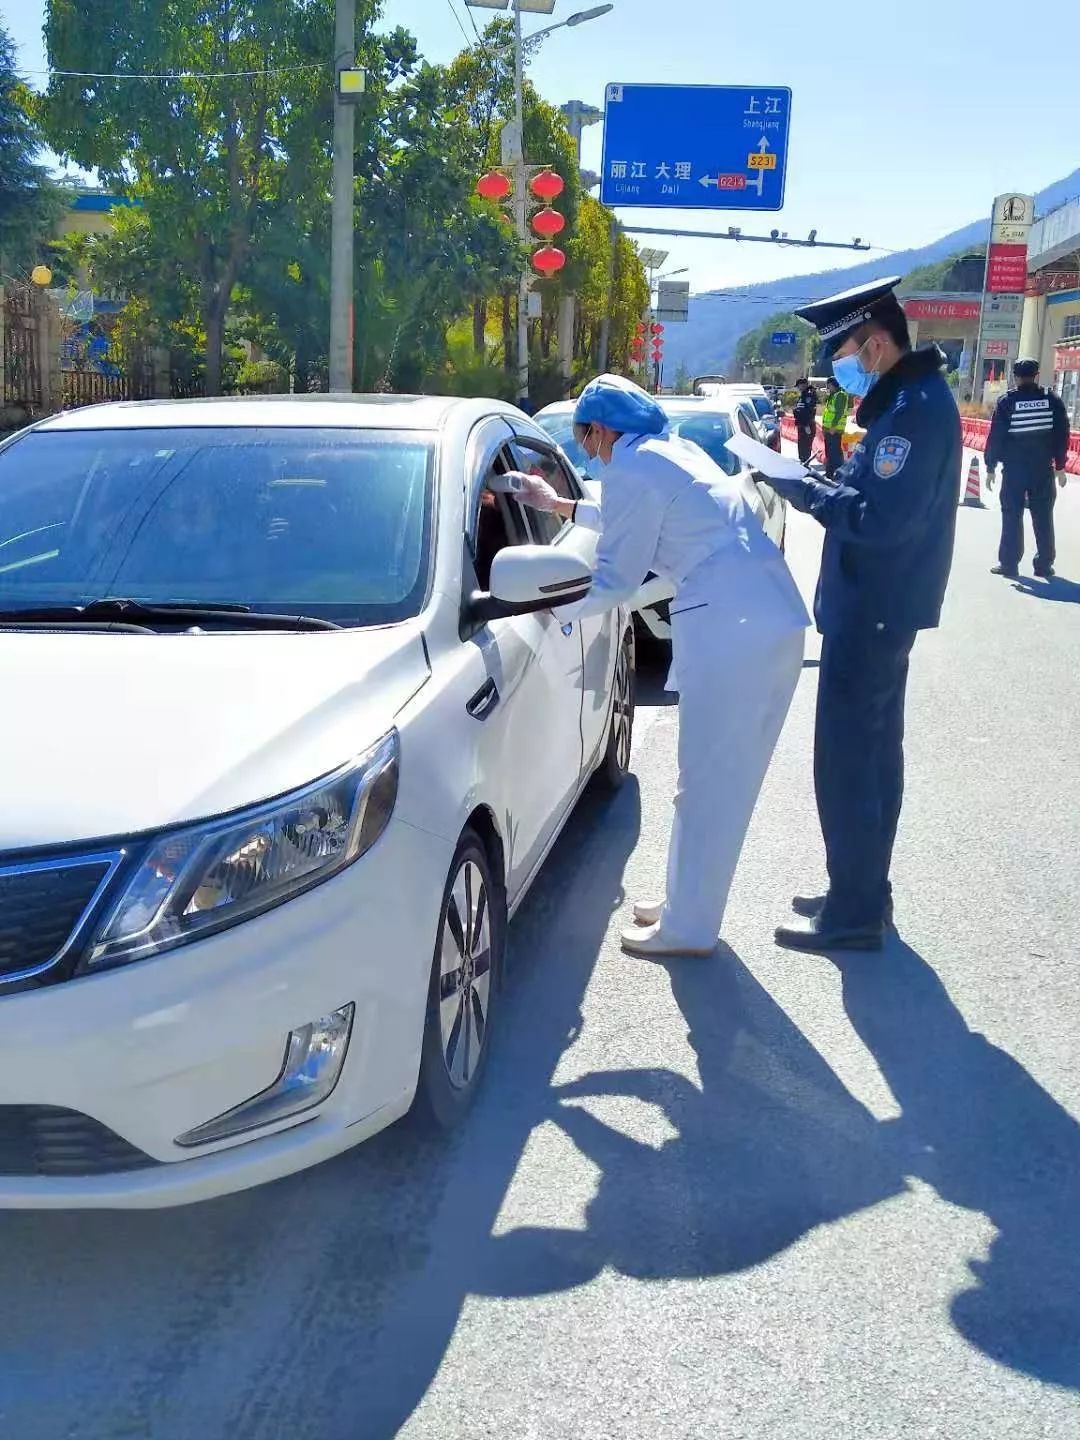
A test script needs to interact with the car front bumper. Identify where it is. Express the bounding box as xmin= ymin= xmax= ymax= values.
xmin=0 ymin=817 xmax=451 ymax=1208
